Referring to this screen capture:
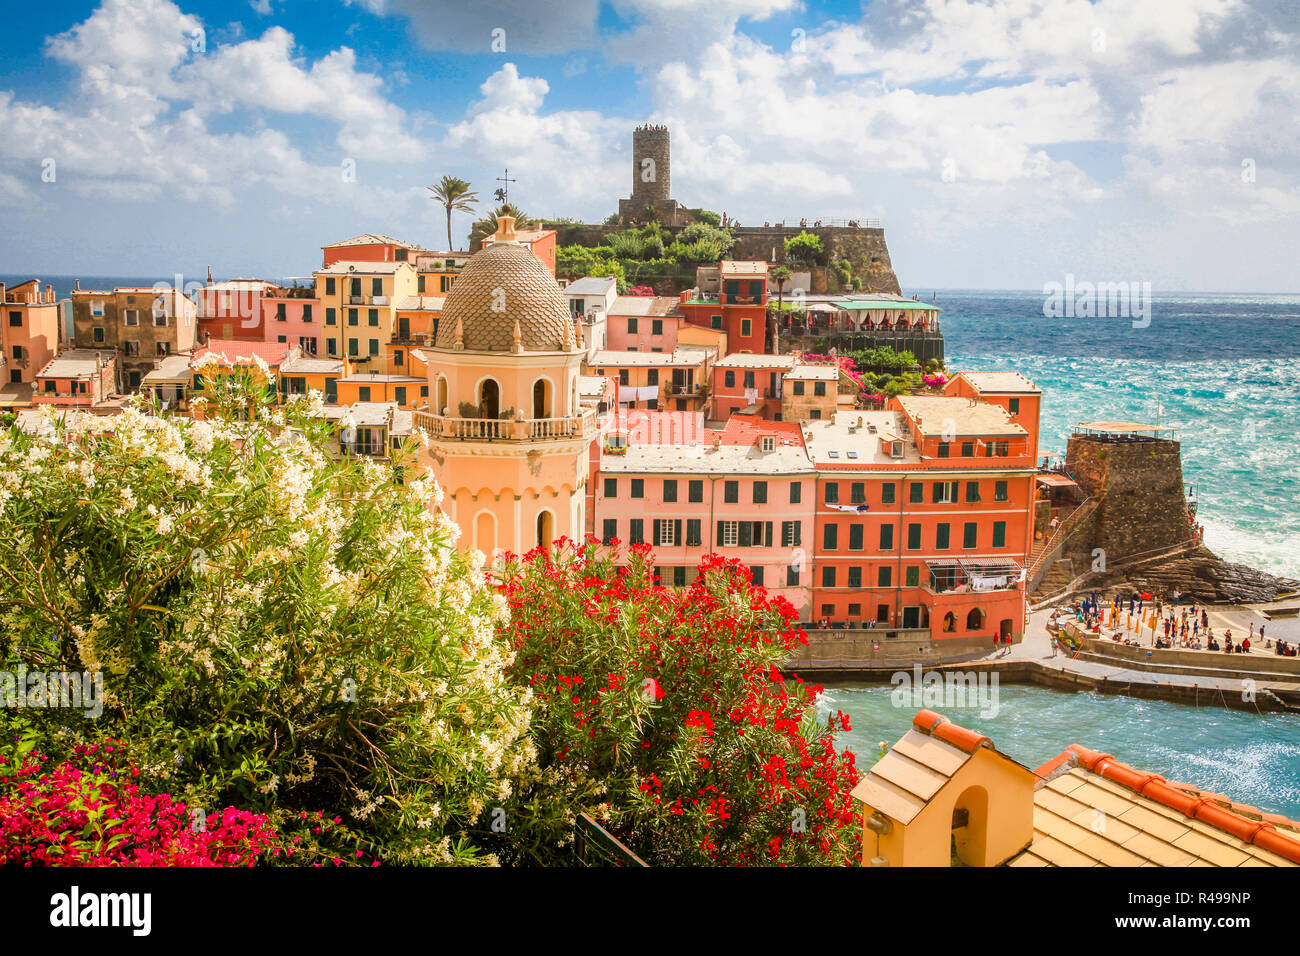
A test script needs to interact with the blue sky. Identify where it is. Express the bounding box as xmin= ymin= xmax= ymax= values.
xmin=0 ymin=0 xmax=1297 ymax=290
